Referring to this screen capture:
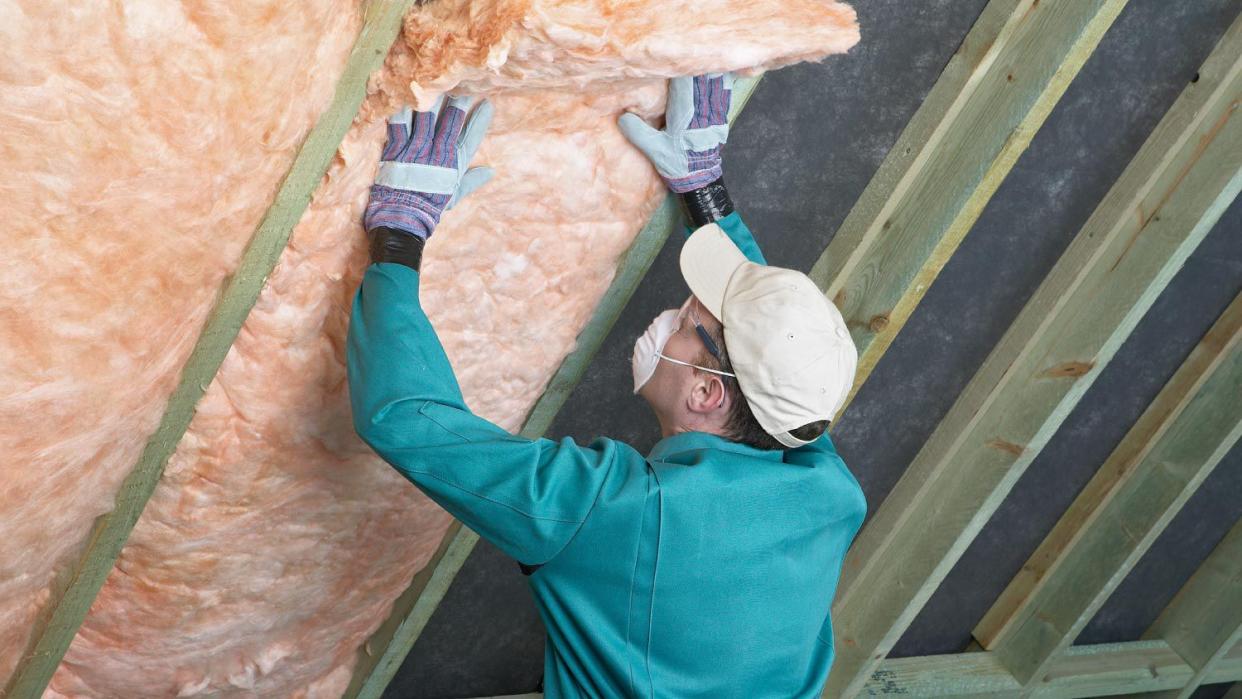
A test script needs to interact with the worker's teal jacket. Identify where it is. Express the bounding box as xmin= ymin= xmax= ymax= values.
xmin=347 ymin=212 xmax=867 ymax=698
